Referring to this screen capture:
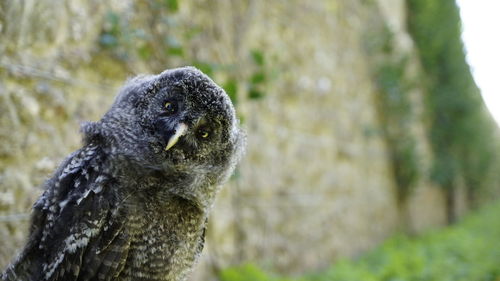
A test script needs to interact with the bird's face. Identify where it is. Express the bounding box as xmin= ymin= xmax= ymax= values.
xmin=102 ymin=67 xmax=243 ymax=186
xmin=145 ymin=68 xmax=238 ymax=169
